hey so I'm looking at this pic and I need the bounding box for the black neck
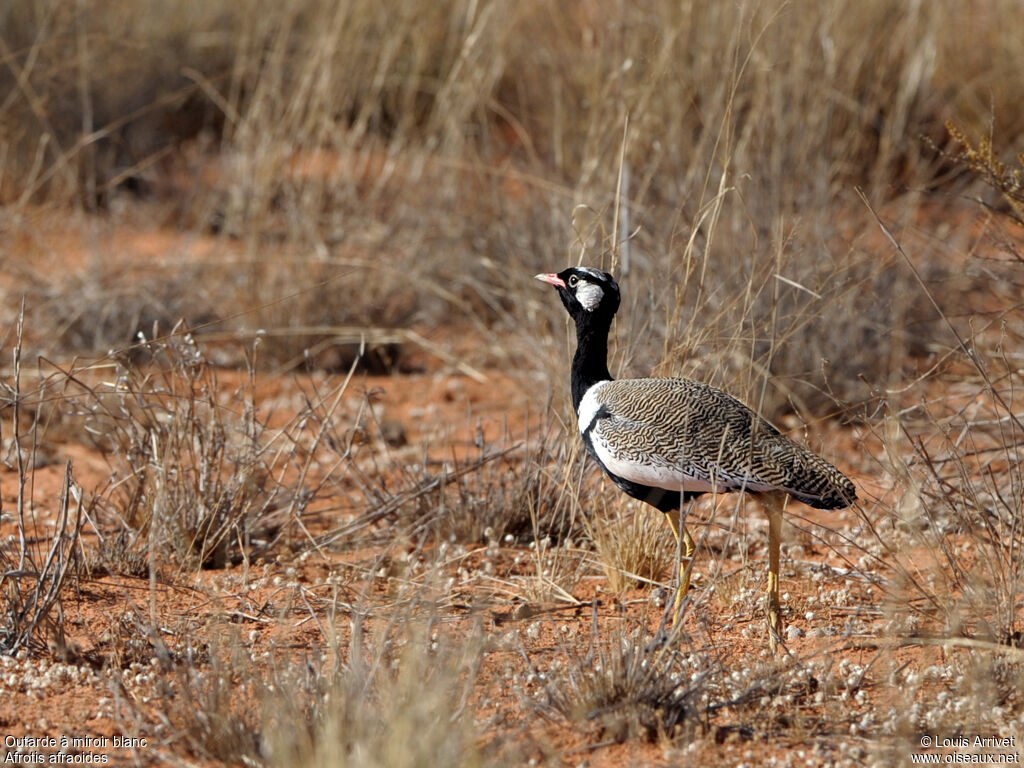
[570,314,613,411]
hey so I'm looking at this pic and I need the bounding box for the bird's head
[534,266,620,324]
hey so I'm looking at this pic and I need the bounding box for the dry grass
[0,314,84,657]
[585,502,674,595]
[35,331,301,574]
[540,617,701,744]
[947,122,1024,227]
[112,612,491,767]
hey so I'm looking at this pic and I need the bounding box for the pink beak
[534,272,566,288]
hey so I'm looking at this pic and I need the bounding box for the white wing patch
[575,281,604,311]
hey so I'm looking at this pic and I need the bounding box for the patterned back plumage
[594,377,856,509]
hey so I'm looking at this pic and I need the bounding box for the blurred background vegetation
[1,0,1022,420]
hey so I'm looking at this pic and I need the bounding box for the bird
[535,265,857,650]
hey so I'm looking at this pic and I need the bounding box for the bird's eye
[568,275,579,287]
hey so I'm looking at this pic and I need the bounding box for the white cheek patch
[575,282,604,311]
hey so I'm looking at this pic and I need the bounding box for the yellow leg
[764,492,786,653]
[665,510,697,626]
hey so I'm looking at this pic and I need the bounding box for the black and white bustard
[536,266,857,650]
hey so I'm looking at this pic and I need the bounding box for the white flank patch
[588,420,778,495]
[590,434,719,493]
[575,281,604,311]
[577,382,611,435]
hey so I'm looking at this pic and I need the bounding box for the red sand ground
[1,203,1021,767]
